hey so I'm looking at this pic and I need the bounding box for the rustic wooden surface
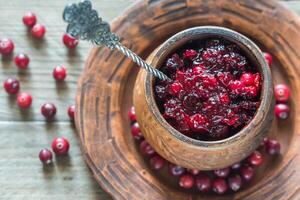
[0,0,298,200]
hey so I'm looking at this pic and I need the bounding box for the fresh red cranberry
[63,33,79,49]
[196,174,212,192]
[17,92,32,108]
[247,151,263,166]
[264,52,273,66]
[128,106,136,122]
[51,137,70,155]
[168,164,186,177]
[214,167,230,178]
[3,77,20,94]
[183,49,197,60]
[240,166,255,182]
[0,38,14,55]
[228,174,242,191]
[167,82,182,96]
[187,168,200,176]
[14,53,30,69]
[39,148,53,164]
[265,139,281,155]
[68,105,75,120]
[131,122,143,140]
[212,178,228,194]
[23,12,37,27]
[240,72,255,86]
[274,84,290,103]
[231,162,241,170]
[53,66,67,81]
[139,140,155,157]
[179,174,195,189]
[31,24,46,38]
[150,155,165,170]
[275,104,290,120]
[41,103,57,119]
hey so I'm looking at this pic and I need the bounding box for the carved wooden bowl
[76,0,300,199]
[133,26,274,170]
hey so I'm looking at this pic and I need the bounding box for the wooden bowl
[76,0,300,199]
[133,26,274,170]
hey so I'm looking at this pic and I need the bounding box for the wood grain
[0,0,298,200]
[77,0,300,199]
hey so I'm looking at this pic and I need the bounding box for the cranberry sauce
[154,38,262,141]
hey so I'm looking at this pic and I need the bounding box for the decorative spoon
[63,0,171,82]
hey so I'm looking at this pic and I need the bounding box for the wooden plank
[0,0,298,199]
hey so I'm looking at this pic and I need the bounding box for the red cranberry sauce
[155,39,262,140]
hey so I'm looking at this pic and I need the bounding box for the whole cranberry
[23,12,37,27]
[39,148,53,164]
[68,105,75,120]
[275,104,290,120]
[3,77,20,94]
[168,164,186,177]
[150,155,165,170]
[53,66,67,81]
[15,53,30,69]
[264,52,273,66]
[41,103,57,119]
[196,174,212,192]
[266,139,281,155]
[214,167,230,178]
[187,168,200,176]
[179,174,195,189]
[247,151,263,166]
[139,140,155,157]
[31,24,46,38]
[128,106,136,122]
[240,166,255,182]
[52,137,70,155]
[240,72,255,86]
[17,92,32,108]
[0,38,14,54]
[63,33,79,49]
[212,178,228,194]
[274,84,290,103]
[231,162,241,170]
[131,122,143,140]
[228,174,242,191]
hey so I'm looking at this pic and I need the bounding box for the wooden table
[0,0,298,199]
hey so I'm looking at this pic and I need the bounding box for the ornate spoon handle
[63,0,171,82]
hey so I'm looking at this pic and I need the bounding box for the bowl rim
[145,26,272,147]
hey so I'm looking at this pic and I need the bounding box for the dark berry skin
[240,166,255,182]
[247,151,263,166]
[39,148,53,164]
[52,137,70,155]
[68,105,75,120]
[196,174,212,192]
[15,53,30,69]
[266,139,281,155]
[63,33,79,49]
[231,162,241,170]
[139,140,155,157]
[228,174,242,191]
[168,164,186,177]
[150,155,165,170]
[128,106,136,122]
[53,66,67,81]
[131,122,143,140]
[0,38,14,55]
[41,103,57,120]
[31,24,46,38]
[179,174,195,189]
[214,167,230,178]
[264,52,273,66]
[274,84,290,103]
[212,178,228,194]
[3,78,20,94]
[275,104,290,120]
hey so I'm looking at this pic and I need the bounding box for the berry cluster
[155,39,262,140]
[128,106,281,194]
[1,11,78,165]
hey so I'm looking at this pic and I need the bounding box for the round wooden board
[75,0,300,199]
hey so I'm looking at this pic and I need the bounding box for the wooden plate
[75,0,300,199]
